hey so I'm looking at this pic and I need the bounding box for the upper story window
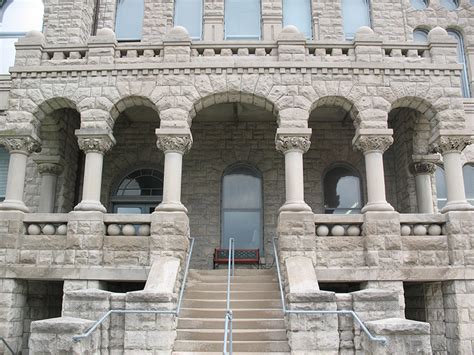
[410,0,429,10]
[413,28,428,42]
[0,0,44,74]
[463,164,474,206]
[115,0,144,41]
[440,0,458,10]
[174,0,202,40]
[341,0,371,40]
[324,166,363,214]
[283,0,312,39]
[435,166,447,210]
[447,29,471,98]
[225,0,261,40]
[0,147,9,201]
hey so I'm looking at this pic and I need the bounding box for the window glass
[324,166,362,214]
[463,164,474,206]
[0,147,9,201]
[174,0,202,40]
[413,29,428,42]
[115,0,144,41]
[447,30,471,98]
[0,0,44,74]
[435,166,447,210]
[439,0,458,10]
[283,0,312,39]
[222,165,262,251]
[410,0,428,9]
[225,0,261,40]
[341,0,371,40]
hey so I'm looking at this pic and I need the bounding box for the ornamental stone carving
[353,135,393,153]
[78,136,115,153]
[37,163,63,175]
[275,136,311,154]
[0,136,41,154]
[156,135,193,154]
[431,136,473,154]
[410,162,436,175]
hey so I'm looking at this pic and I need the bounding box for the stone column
[410,160,437,214]
[353,131,394,213]
[34,157,63,213]
[0,135,41,212]
[74,130,115,213]
[275,128,312,212]
[432,135,474,212]
[155,128,192,213]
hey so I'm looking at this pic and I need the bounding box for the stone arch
[309,96,361,129]
[109,95,161,128]
[29,97,79,134]
[390,96,439,124]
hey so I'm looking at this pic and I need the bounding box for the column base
[279,201,312,212]
[0,199,29,212]
[155,202,188,213]
[441,200,474,213]
[74,200,106,213]
[362,201,394,213]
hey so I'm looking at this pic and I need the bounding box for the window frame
[341,0,372,41]
[413,28,429,42]
[114,0,145,42]
[447,29,471,98]
[410,0,429,10]
[282,0,313,39]
[439,0,459,10]
[173,0,203,40]
[0,146,9,202]
[224,0,262,40]
[435,165,447,211]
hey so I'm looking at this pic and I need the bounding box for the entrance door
[221,164,263,252]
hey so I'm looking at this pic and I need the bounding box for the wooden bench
[213,248,260,269]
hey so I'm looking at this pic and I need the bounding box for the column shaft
[39,174,58,213]
[75,151,105,212]
[284,150,305,204]
[3,152,29,210]
[415,174,434,214]
[443,151,467,206]
[162,151,183,205]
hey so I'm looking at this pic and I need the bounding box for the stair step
[188,275,277,283]
[176,329,287,341]
[186,282,279,292]
[173,340,290,352]
[190,269,276,276]
[179,308,284,319]
[173,352,290,355]
[184,290,281,300]
[182,299,282,309]
[177,318,286,330]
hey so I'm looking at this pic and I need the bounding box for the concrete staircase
[173,268,290,355]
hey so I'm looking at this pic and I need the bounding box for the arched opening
[413,28,429,42]
[447,29,471,98]
[323,165,363,214]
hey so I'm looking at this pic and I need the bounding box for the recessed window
[115,0,144,41]
[0,0,44,74]
[225,0,261,40]
[435,166,447,210]
[324,166,362,214]
[174,0,202,40]
[447,29,471,98]
[342,0,371,40]
[463,164,474,206]
[413,28,429,42]
[283,0,312,39]
[439,0,458,10]
[0,147,9,201]
[410,0,429,9]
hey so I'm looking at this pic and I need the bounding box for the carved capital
[0,136,41,154]
[156,135,193,154]
[37,162,63,175]
[431,136,473,154]
[77,135,115,153]
[275,136,311,154]
[353,135,393,153]
[410,162,436,175]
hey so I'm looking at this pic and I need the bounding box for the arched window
[283,0,312,39]
[0,147,9,201]
[115,0,144,41]
[111,168,163,214]
[174,0,202,40]
[0,0,44,74]
[440,0,458,10]
[463,164,474,206]
[447,29,471,98]
[410,0,429,10]
[435,166,447,210]
[341,0,371,40]
[324,166,362,214]
[413,28,428,42]
[221,164,263,251]
[225,0,261,40]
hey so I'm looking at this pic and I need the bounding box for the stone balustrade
[24,213,69,235]
[400,213,446,237]
[104,214,151,237]
[315,214,364,237]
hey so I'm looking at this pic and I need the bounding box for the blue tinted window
[463,164,474,206]
[283,0,312,39]
[440,0,458,10]
[342,0,371,40]
[174,0,202,40]
[435,167,447,210]
[115,0,144,41]
[413,29,428,42]
[225,0,261,40]
[324,166,362,214]
[447,30,471,98]
[0,147,9,200]
[410,0,428,9]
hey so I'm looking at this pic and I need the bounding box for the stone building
[0,0,473,353]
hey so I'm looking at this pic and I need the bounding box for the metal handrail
[0,337,16,355]
[72,237,195,342]
[272,237,388,345]
[223,238,235,355]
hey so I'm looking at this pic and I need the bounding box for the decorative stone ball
[138,224,150,236]
[122,224,136,236]
[331,225,345,236]
[428,224,442,236]
[347,225,361,236]
[42,224,56,235]
[27,224,41,235]
[316,225,329,236]
[107,224,121,236]
[400,225,412,236]
[56,224,67,235]
[413,224,427,236]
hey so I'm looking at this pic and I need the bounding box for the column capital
[33,156,63,175]
[431,135,473,154]
[155,128,193,154]
[410,161,437,175]
[76,129,116,154]
[275,128,312,154]
[0,134,41,154]
[353,130,393,153]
